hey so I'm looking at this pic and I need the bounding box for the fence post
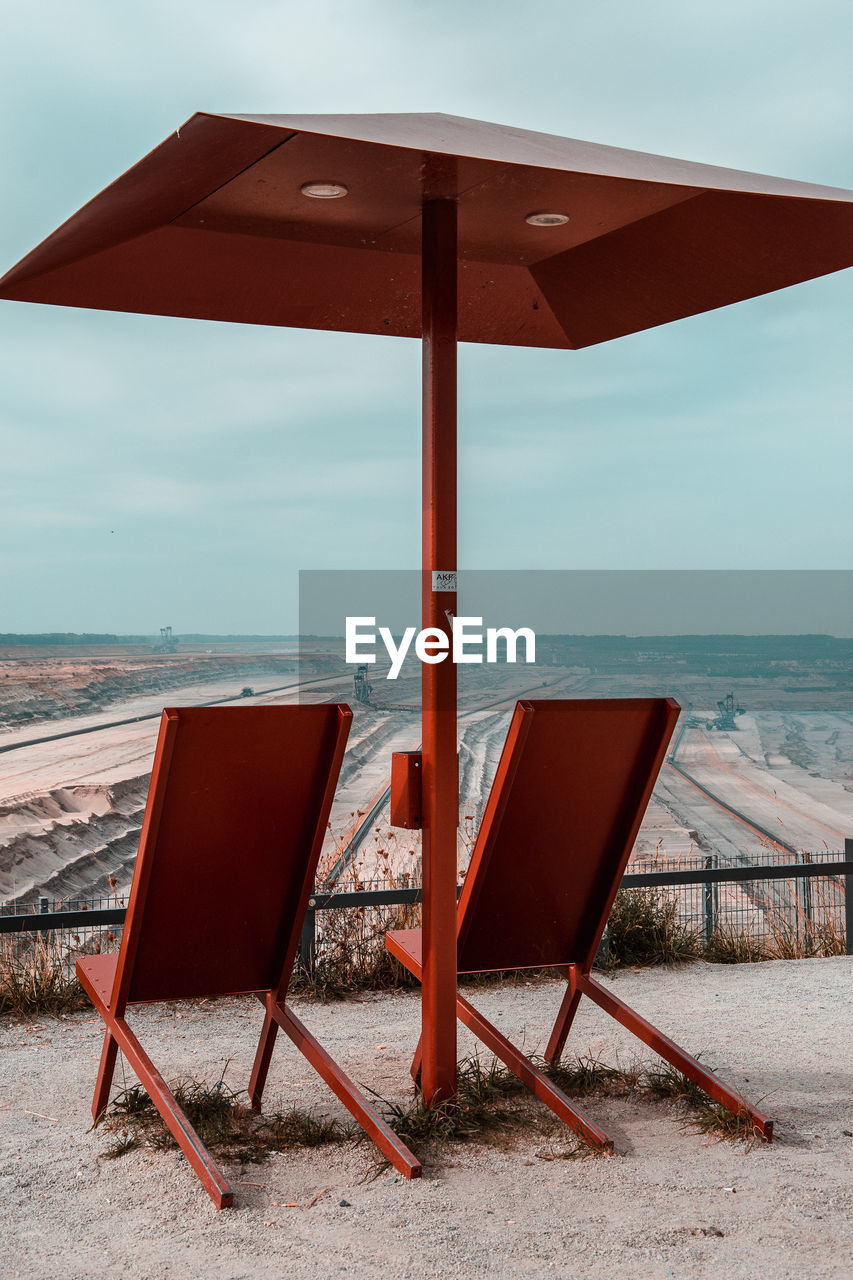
[800,850,812,941]
[38,896,49,938]
[840,834,845,957]
[703,856,716,945]
[299,897,317,974]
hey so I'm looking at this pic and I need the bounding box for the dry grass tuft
[765,910,846,960]
[371,1046,761,1169]
[542,1052,763,1145]
[601,888,701,969]
[98,1066,350,1164]
[288,899,422,1000]
[371,1054,530,1152]
[704,926,771,964]
[365,1054,608,1170]
[0,933,88,1016]
[542,1051,642,1096]
[705,900,846,964]
[289,845,423,998]
[641,1061,762,1142]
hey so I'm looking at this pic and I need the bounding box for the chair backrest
[456,698,679,974]
[110,704,351,1006]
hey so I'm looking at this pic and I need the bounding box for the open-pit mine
[1,636,850,911]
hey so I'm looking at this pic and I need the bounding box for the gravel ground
[2,957,852,1280]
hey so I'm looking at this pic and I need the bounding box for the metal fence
[2,846,851,975]
[625,847,850,951]
[0,895,124,978]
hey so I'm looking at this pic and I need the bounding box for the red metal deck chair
[77,705,421,1209]
[387,698,773,1148]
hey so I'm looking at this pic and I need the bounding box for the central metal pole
[420,198,458,1102]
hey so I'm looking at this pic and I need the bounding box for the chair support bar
[454,991,613,1151]
[78,964,234,1209]
[265,997,423,1179]
[575,971,774,1141]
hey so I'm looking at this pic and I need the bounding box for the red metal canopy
[2,111,852,345]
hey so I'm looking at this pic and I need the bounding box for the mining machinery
[712,691,745,731]
[354,664,373,705]
[156,625,177,653]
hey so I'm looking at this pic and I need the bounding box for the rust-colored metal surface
[2,112,852,348]
[420,197,460,1102]
[390,750,423,829]
[77,705,422,1209]
[386,698,775,1143]
[120,705,347,1003]
[456,698,680,972]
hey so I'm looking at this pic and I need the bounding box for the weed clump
[704,926,770,965]
[765,911,845,960]
[98,1068,349,1163]
[542,1052,641,1097]
[369,1054,600,1165]
[601,888,701,969]
[542,1053,764,1144]
[288,906,422,999]
[641,1061,761,1142]
[374,1054,529,1149]
[370,1048,761,1168]
[0,934,87,1015]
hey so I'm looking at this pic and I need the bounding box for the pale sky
[1,1,851,634]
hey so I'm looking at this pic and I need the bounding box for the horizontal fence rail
[0,903,126,934]
[3,856,852,966]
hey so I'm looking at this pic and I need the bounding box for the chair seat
[386,928,423,979]
[76,952,119,1008]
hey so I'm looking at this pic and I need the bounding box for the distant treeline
[0,633,298,646]
[536,633,852,680]
[1,632,848,657]
[537,634,851,654]
[0,633,151,646]
[179,634,298,641]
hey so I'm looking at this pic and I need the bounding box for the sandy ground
[0,651,302,733]
[2,957,852,1280]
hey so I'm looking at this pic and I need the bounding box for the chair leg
[269,1000,422,1179]
[410,1033,423,1085]
[107,1013,235,1208]
[77,963,234,1208]
[545,964,582,1064]
[248,1001,279,1112]
[576,971,773,1141]
[92,1031,120,1122]
[455,991,612,1151]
